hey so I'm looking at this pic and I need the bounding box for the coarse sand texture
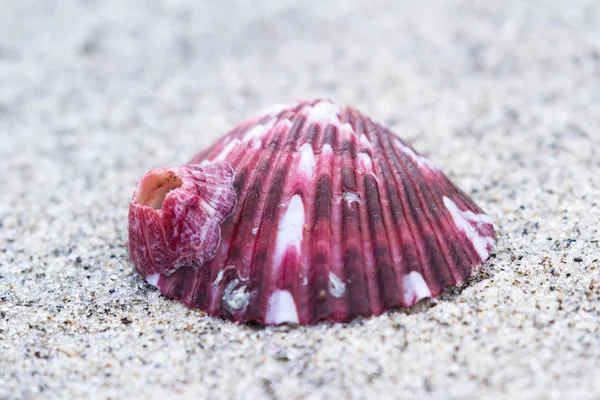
[1,1,599,399]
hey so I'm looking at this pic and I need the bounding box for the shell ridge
[450,184,488,220]
[378,129,452,298]
[429,180,487,268]
[359,117,406,308]
[228,144,292,321]
[365,118,415,282]
[309,121,337,323]
[337,114,371,318]
[363,120,434,304]
[191,126,241,164]
[442,196,494,262]
[267,118,311,309]
[383,131,466,288]
[138,208,164,275]
[240,114,278,146]
[309,127,335,322]
[229,113,300,212]
[327,123,351,321]
[228,153,275,223]
[194,208,245,311]
[426,182,483,278]
[259,170,301,322]
[234,114,276,142]
[353,117,389,308]
[154,207,181,271]
[203,222,240,314]
[211,200,259,316]
[364,173,401,309]
[190,154,261,312]
[349,116,385,315]
[295,194,315,323]
[195,119,290,317]
[342,109,382,316]
[227,119,296,223]
[245,128,303,323]
[354,169,383,316]
[293,120,319,323]
[429,185,476,278]
[236,176,284,320]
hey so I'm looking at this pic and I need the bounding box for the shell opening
[136,171,183,210]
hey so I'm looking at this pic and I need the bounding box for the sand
[1,0,599,399]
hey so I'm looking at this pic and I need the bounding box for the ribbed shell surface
[129,99,495,325]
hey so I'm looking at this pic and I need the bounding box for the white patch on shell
[297,143,316,178]
[340,123,355,139]
[213,265,238,286]
[403,271,432,304]
[145,273,160,288]
[214,139,241,162]
[360,134,372,150]
[223,279,250,310]
[214,269,225,285]
[265,289,299,325]
[358,152,373,171]
[395,138,439,171]
[342,191,362,206]
[304,101,341,125]
[273,195,305,268]
[321,143,334,156]
[328,272,346,298]
[278,119,293,130]
[252,226,259,235]
[199,199,219,218]
[243,118,276,144]
[443,196,494,260]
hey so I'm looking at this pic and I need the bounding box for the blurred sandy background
[1,0,599,398]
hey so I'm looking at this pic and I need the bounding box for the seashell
[128,99,495,325]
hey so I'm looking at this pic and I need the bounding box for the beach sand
[1,0,599,398]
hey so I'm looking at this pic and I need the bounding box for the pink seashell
[128,99,495,325]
